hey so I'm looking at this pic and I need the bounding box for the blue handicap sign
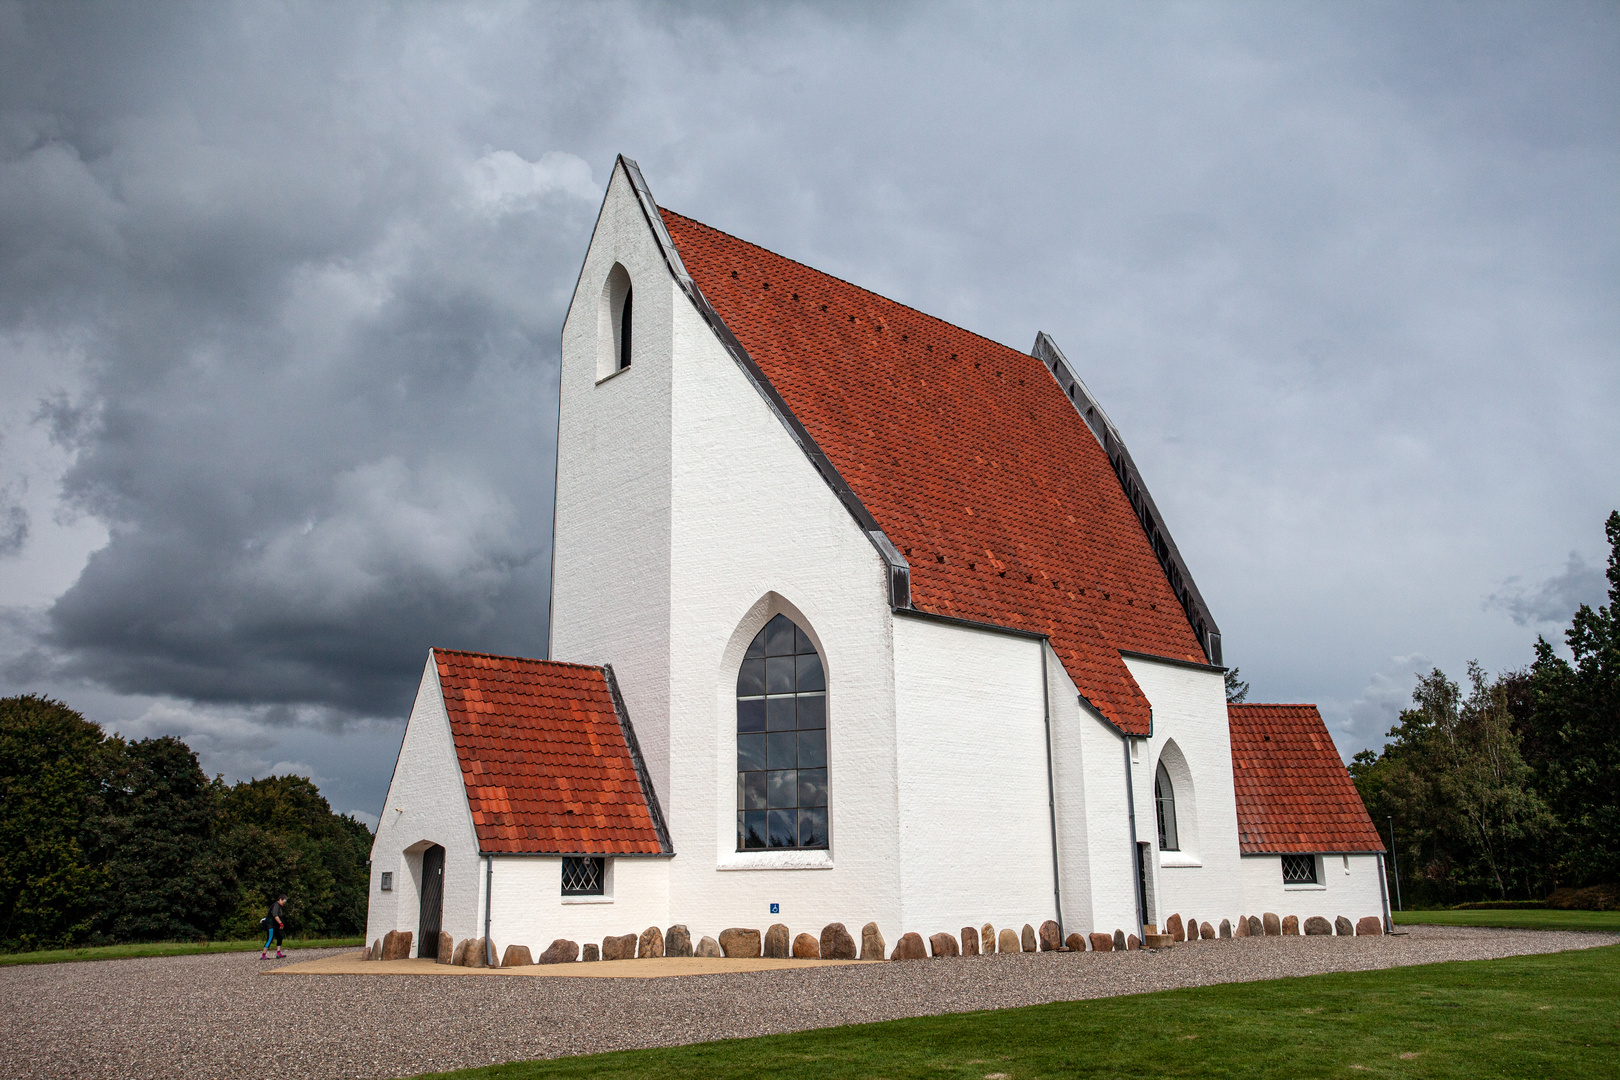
[770,902,780,914]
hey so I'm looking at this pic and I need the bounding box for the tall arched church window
[599,263,633,378]
[618,282,632,370]
[1155,761,1179,851]
[736,613,827,850]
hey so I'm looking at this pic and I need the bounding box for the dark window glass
[766,696,796,731]
[768,809,797,847]
[618,285,632,369]
[735,613,830,850]
[1282,853,1318,885]
[737,698,766,733]
[562,857,605,896]
[737,658,766,697]
[737,733,767,773]
[796,693,825,729]
[1154,762,1179,852]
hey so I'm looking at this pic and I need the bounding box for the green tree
[0,696,107,951]
[1523,510,1620,887]
[216,774,372,938]
[1225,668,1250,704]
[84,736,235,942]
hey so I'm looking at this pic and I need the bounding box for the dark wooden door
[418,844,445,957]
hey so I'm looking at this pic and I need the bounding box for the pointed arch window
[736,613,827,850]
[598,263,633,379]
[1154,761,1179,851]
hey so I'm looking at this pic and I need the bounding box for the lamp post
[1387,816,1402,912]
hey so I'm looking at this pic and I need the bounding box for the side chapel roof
[433,648,669,855]
[1227,703,1385,854]
[659,207,1208,734]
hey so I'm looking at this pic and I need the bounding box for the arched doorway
[418,844,445,958]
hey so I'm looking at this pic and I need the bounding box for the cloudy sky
[1,2,1615,825]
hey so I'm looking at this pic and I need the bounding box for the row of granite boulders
[361,910,1387,965]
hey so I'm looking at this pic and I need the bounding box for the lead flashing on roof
[602,663,673,856]
[893,605,1049,641]
[1118,648,1228,675]
[615,154,912,611]
[1031,332,1223,667]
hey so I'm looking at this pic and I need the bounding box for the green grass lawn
[0,936,362,966]
[411,943,1620,1080]
[1394,908,1620,932]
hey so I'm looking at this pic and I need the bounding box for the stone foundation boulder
[1248,915,1264,937]
[666,924,693,957]
[638,925,665,958]
[890,932,927,960]
[1020,924,1037,952]
[1219,919,1232,939]
[1165,913,1184,942]
[1088,932,1112,952]
[981,924,996,954]
[1200,921,1216,940]
[501,944,533,967]
[960,926,980,956]
[582,943,600,962]
[1234,916,1250,938]
[1356,916,1383,936]
[928,932,959,958]
[450,938,470,965]
[860,922,885,960]
[820,922,857,960]
[1039,920,1061,951]
[601,933,637,961]
[388,930,415,960]
[1262,912,1281,936]
[463,937,493,967]
[998,928,1021,954]
[763,923,791,959]
[1281,915,1300,936]
[436,930,454,963]
[1064,932,1085,951]
[719,927,762,958]
[792,933,820,958]
[1304,916,1333,936]
[1112,929,1127,951]
[371,938,382,960]
[696,936,722,958]
[1335,916,1354,937]
[539,939,579,964]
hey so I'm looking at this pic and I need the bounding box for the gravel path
[2,926,1613,1080]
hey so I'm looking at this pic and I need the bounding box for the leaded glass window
[1281,853,1318,885]
[1154,761,1179,851]
[562,856,605,895]
[737,613,827,850]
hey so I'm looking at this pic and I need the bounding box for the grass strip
[411,943,1620,1080]
[0,937,362,966]
[1393,908,1620,932]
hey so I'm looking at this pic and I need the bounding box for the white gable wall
[366,654,482,954]
[488,854,671,956]
[1242,852,1386,930]
[551,161,676,804]
[665,276,904,944]
[1122,655,1245,932]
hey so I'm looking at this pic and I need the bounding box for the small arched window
[599,263,633,378]
[1155,761,1179,851]
[736,613,827,850]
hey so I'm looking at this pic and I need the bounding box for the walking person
[260,893,288,959]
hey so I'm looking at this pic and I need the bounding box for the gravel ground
[1,925,1613,1080]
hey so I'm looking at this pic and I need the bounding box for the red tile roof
[1228,704,1384,854]
[661,210,1208,734]
[434,649,668,855]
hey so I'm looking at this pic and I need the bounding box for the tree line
[1349,511,1620,906]
[0,697,373,952]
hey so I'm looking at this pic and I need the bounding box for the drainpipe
[1376,853,1393,934]
[483,854,494,967]
[1039,645,1064,942]
[1123,738,1146,937]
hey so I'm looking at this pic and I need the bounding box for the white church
[365,157,1390,960]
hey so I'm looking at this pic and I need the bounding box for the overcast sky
[2,2,1615,826]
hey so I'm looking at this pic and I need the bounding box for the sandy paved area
[1,925,1613,1080]
[277,953,873,978]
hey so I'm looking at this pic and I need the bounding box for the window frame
[562,856,607,896]
[1281,853,1319,886]
[1154,761,1179,852]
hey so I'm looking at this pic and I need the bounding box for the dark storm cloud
[0,1,1615,808]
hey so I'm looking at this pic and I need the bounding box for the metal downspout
[1040,645,1063,942]
[1377,853,1393,934]
[1123,739,1146,936]
[483,854,494,967]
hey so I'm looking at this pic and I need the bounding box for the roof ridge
[1229,702,1322,710]
[431,647,601,671]
[660,208,1035,368]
